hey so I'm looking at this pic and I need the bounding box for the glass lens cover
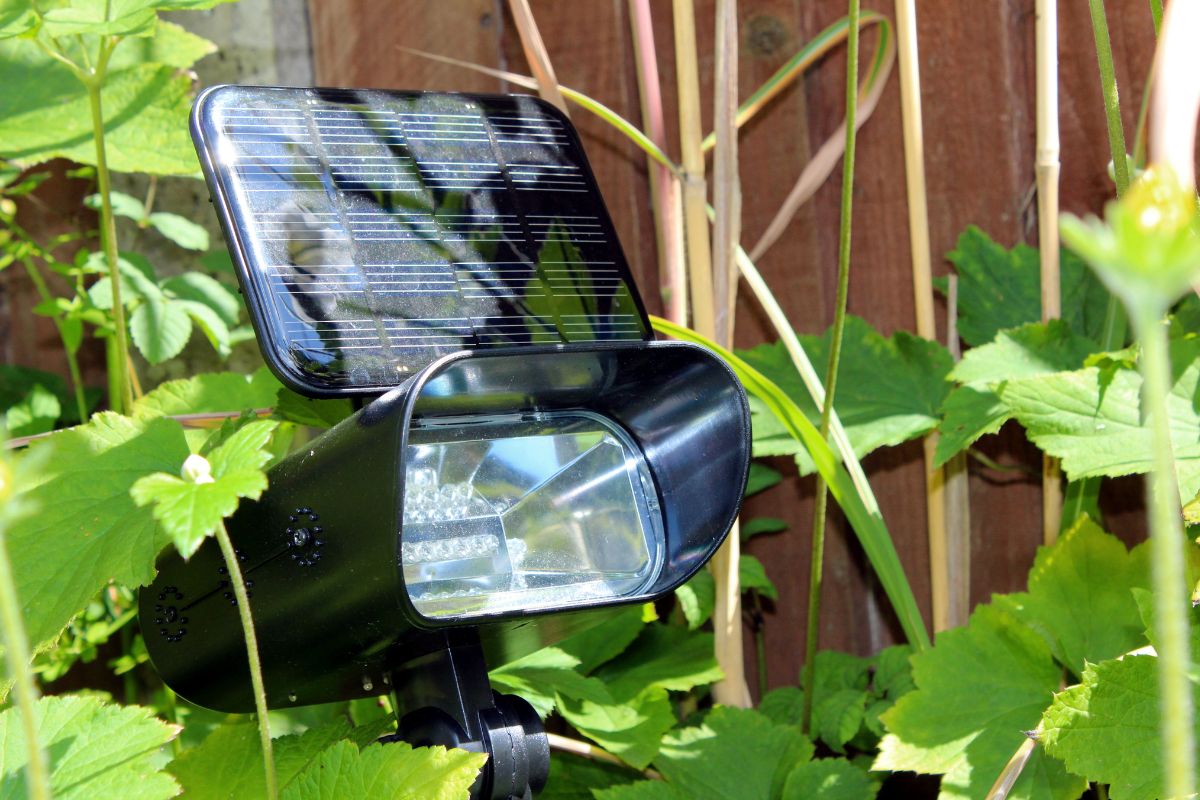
[401,411,662,619]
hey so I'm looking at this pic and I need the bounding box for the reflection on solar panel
[191,86,651,396]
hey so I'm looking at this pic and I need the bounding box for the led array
[402,534,500,564]
[404,468,475,523]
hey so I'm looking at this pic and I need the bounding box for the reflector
[401,412,663,619]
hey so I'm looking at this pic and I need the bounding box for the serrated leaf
[488,647,610,718]
[652,707,814,800]
[815,690,869,752]
[740,554,777,600]
[676,569,715,630]
[130,295,192,363]
[162,273,240,326]
[592,624,722,701]
[167,718,396,799]
[782,757,879,800]
[148,211,209,250]
[936,322,1099,466]
[10,416,189,648]
[1001,335,1200,499]
[558,686,676,770]
[875,604,1087,800]
[1041,655,1195,800]
[87,252,162,308]
[945,226,1110,346]
[42,0,158,37]
[0,696,179,799]
[0,1,37,39]
[759,686,805,727]
[133,367,281,418]
[739,317,953,474]
[1008,516,1149,677]
[131,419,278,557]
[0,43,198,175]
[281,739,485,800]
[872,645,915,699]
[112,19,217,69]
[177,299,231,356]
[594,781,690,800]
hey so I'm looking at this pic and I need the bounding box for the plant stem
[802,0,861,737]
[1087,0,1130,197]
[213,521,277,800]
[0,484,52,800]
[83,40,132,416]
[1096,783,1110,800]
[1133,304,1195,800]
[20,257,87,422]
[1150,0,1163,36]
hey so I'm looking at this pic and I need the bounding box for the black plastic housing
[141,340,749,712]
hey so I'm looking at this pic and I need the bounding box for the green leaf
[594,782,690,800]
[0,695,179,799]
[676,569,715,630]
[168,718,397,799]
[10,415,189,648]
[86,252,162,308]
[274,388,355,429]
[592,624,722,701]
[133,367,281,418]
[872,645,915,699]
[782,758,879,800]
[759,686,806,727]
[652,707,814,800]
[815,689,869,752]
[935,321,1100,466]
[739,554,777,601]
[1009,516,1149,677]
[542,752,640,800]
[162,273,240,326]
[945,226,1110,346]
[0,43,199,175]
[875,604,1087,800]
[130,294,192,363]
[1041,655,1195,800]
[558,687,676,770]
[5,383,61,437]
[488,647,610,719]
[1001,335,1200,499]
[177,299,231,356]
[0,1,37,39]
[131,419,278,557]
[86,190,146,220]
[42,0,158,37]
[282,739,486,800]
[0,363,96,424]
[148,211,209,250]
[111,19,217,70]
[745,461,782,496]
[741,516,787,540]
[739,317,953,473]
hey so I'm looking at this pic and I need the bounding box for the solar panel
[191,85,652,396]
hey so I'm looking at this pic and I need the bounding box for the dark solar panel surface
[192,86,651,395]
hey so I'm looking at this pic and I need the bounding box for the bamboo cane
[893,0,961,630]
[628,0,687,325]
[945,276,972,627]
[1036,0,1064,545]
[507,0,569,116]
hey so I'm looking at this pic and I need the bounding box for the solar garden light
[141,86,750,800]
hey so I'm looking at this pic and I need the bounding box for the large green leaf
[557,687,675,771]
[943,226,1110,347]
[651,708,813,800]
[1041,655,1196,800]
[935,321,1100,466]
[0,696,179,799]
[10,415,189,648]
[1004,516,1149,678]
[738,316,952,474]
[162,273,241,327]
[875,604,1086,800]
[132,368,282,418]
[167,718,395,799]
[591,624,722,701]
[0,42,198,174]
[1000,335,1200,499]
[781,758,879,800]
[281,740,485,800]
[131,419,278,557]
[111,19,217,70]
[541,752,640,800]
[5,383,60,437]
[42,0,158,38]
[130,294,193,364]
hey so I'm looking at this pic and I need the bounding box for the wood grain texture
[305,0,1160,696]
